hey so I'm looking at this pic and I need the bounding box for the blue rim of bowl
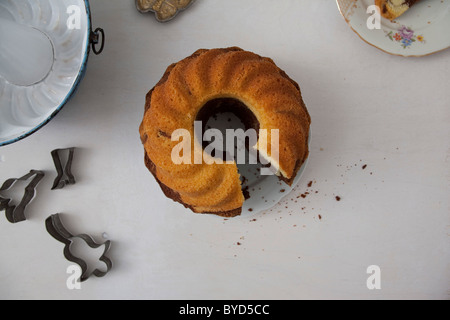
[0,0,93,147]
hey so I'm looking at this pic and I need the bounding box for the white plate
[337,0,450,57]
[0,0,93,146]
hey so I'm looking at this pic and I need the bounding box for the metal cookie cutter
[0,170,45,223]
[51,148,76,190]
[45,213,113,282]
[136,0,196,22]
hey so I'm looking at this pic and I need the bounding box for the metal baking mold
[0,170,45,223]
[45,213,113,282]
[136,0,196,22]
[51,148,76,190]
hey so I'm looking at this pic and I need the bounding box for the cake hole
[195,98,260,162]
[195,98,264,195]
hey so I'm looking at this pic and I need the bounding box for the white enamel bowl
[0,0,103,146]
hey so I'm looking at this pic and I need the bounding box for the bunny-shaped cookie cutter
[45,213,113,282]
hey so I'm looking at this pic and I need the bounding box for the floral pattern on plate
[385,26,425,49]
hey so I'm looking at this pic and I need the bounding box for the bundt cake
[375,0,422,20]
[139,47,311,217]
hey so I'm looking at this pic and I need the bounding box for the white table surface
[0,0,449,300]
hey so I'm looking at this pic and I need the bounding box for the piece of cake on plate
[375,0,423,20]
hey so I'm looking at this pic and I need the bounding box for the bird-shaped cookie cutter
[0,170,45,223]
[45,213,113,282]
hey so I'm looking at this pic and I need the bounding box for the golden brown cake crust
[144,152,242,218]
[139,47,311,215]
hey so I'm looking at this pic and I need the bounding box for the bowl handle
[90,28,105,55]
